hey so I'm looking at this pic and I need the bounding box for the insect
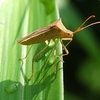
[18,15,100,81]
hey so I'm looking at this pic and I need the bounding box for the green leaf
[0,0,63,100]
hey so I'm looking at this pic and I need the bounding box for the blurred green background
[59,0,100,100]
[0,0,100,99]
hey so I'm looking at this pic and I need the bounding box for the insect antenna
[73,15,100,34]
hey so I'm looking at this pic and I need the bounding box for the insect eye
[67,33,70,35]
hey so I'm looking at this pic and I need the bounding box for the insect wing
[18,19,61,45]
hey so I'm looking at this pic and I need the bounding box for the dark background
[60,0,100,100]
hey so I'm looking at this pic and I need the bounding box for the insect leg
[19,45,33,60]
[60,38,72,56]
[62,38,72,48]
[28,41,50,81]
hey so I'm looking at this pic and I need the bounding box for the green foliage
[60,1,100,100]
[0,0,63,100]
